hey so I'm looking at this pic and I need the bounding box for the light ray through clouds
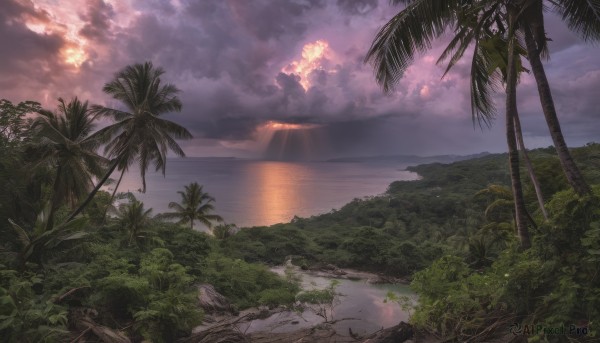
[2,0,600,159]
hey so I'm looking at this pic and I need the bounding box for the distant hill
[325,152,491,165]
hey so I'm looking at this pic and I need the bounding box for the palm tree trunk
[46,165,63,231]
[506,16,531,249]
[513,112,548,220]
[66,159,120,222]
[523,25,591,196]
[101,168,126,223]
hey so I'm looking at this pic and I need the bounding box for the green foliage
[3,98,600,343]
[3,206,88,270]
[89,247,202,342]
[213,223,238,240]
[384,291,416,319]
[295,280,341,322]
[202,254,298,309]
[155,223,211,278]
[410,185,600,341]
[161,182,224,230]
[0,269,69,343]
[115,194,159,247]
[83,190,114,225]
[257,288,296,308]
[0,100,44,231]
[133,249,202,342]
[0,99,40,145]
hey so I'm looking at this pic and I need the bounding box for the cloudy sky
[1,0,599,160]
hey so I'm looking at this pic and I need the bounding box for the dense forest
[2,85,599,341]
[225,144,600,341]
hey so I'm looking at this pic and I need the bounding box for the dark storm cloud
[222,0,325,41]
[78,0,114,43]
[336,0,378,15]
[0,0,70,100]
[1,0,600,158]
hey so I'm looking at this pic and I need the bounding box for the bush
[201,254,298,309]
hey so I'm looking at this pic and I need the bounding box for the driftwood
[183,316,420,343]
[69,308,131,343]
[362,321,414,343]
[180,314,253,343]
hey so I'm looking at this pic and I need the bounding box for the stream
[237,266,416,337]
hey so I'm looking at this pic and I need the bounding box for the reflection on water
[243,162,314,227]
[118,158,418,228]
[239,266,415,335]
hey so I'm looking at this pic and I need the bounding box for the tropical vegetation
[161,182,224,231]
[1,3,599,338]
[364,0,600,250]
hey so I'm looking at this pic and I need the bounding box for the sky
[1,0,599,160]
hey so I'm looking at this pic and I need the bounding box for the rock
[197,284,235,315]
[331,268,347,276]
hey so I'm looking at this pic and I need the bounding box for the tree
[504,8,530,247]
[212,223,238,239]
[67,62,192,221]
[161,182,223,231]
[3,204,88,271]
[517,0,599,196]
[31,98,107,229]
[115,195,154,246]
[0,100,42,227]
[364,0,533,247]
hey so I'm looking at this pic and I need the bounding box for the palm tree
[505,9,531,247]
[115,195,153,246]
[365,0,534,247]
[67,62,192,221]
[30,97,107,229]
[517,0,599,196]
[513,104,548,220]
[162,182,223,230]
[2,203,88,271]
[213,223,238,239]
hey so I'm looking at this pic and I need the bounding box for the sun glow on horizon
[254,121,328,160]
[263,120,321,131]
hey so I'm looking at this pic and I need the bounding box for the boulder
[197,284,235,315]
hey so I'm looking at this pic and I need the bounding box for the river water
[238,266,415,336]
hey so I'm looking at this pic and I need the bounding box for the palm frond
[552,0,600,41]
[365,0,465,92]
[8,219,31,247]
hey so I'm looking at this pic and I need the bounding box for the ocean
[118,158,418,229]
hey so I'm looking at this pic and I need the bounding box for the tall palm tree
[517,0,599,196]
[162,182,223,230]
[505,6,531,247]
[67,62,193,221]
[513,104,548,220]
[31,97,107,229]
[365,0,534,247]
